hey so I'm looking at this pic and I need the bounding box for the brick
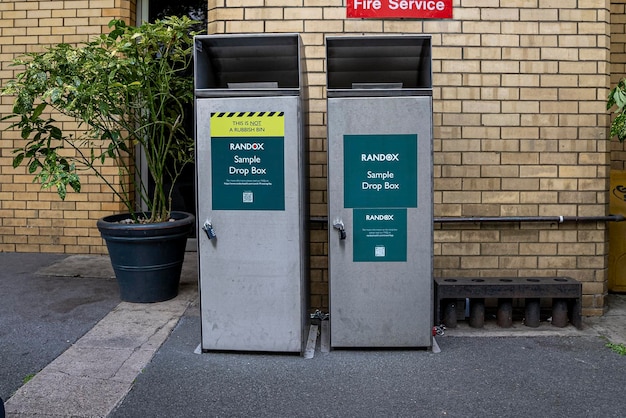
[520,165,558,177]
[435,178,462,190]
[559,165,598,178]
[482,114,520,126]
[305,20,343,32]
[503,127,541,139]
[500,256,537,269]
[501,152,538,166]
[581,178,610,191]
[482,191,520,204]
[500,204,539,217]
[442,191,482,204]
[557,242,597,256]
[520,243,557,255]
[461,256,499,269]
[520,191,558,203]
[462,178,501,190]
[481,60,520,73]
[462,152,501,165]
[560,191,597,204]
[481,165,519,177]
[462,203,500,216]
[245,8,283,19]
[520,9,558,21]
[538,256,578,269]
[539,152,576,164]
[539,178,578,190]
[441,243,481,256]
[481,8,519,21]
[539,204,577,216]
[284,7,323,19]
[482,139,520,152]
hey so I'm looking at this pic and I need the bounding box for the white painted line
[304,325,319,359]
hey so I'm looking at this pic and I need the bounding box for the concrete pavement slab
[6,372,129,418]
[585,294,626,346]
[35,255,116,280]
[35,253,198,282]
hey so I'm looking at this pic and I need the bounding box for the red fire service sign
[347,0,452,19]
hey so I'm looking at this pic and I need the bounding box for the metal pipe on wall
[310,214,625,224]
[434,215,625,223]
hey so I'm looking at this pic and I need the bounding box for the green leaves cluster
[1,16,201,223]
[606,341,626,356]
[608,79,626,142]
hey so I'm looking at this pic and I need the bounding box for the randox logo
[365,214,395,221]
[361,153,400,162]
[229,142,265,151]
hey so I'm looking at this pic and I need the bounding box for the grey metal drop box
[194,34,308,353]
[326,35,433,348]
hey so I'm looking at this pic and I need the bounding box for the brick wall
[0,1,135,254]
[208,1,614,315]
[0,1,619,316]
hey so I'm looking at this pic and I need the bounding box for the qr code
[242,191,253,203]
[375,245,386,257]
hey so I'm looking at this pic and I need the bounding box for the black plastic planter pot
[97,211,195,303]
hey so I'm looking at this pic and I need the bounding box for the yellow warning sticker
[210,112,285,137]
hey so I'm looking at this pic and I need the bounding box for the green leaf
[20,126,33,140]
[615,89,626,109]
[118,141,130,153]
[50,126,63,140]
[606,342,626,355]
[68,173,81,193]
[48,87,63,103]
[32,103,47,119]
[107,142,116,158]
[56,183,67,200]
[12,153,25,168]
[28,159,41,174]
[58,157,70,171]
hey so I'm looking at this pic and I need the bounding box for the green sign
[353,208,407,262]
[211,136,285,210]
[344,134,418,208]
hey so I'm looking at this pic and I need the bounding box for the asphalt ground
[2,252,626,417]
[110,303,626,418]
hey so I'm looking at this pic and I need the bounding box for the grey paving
[112,313,626,418]
[2,251,626,417]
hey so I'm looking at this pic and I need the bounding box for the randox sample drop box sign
[194,34,308,353]
[326,36,434,348]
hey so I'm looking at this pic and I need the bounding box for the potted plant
[1,16,201,303]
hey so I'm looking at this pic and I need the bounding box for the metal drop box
[194,34,308,353]
[326,36,434,348]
